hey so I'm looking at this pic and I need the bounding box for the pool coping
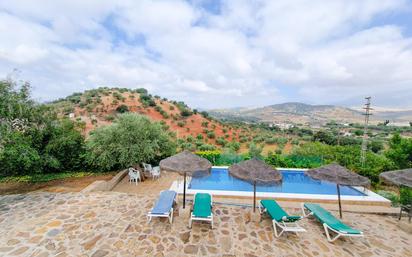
[169,166,391,206]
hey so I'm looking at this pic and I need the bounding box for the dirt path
[0,173,116,195]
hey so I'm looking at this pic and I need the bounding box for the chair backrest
[152,167,160,175]
[128,168,140,179]
[142,163,152,171]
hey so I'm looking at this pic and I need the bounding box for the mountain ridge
[209,102,412,126]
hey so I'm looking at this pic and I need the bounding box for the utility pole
[361,97,372,166]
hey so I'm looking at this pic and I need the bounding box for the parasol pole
[337,184,342,218]
[253,181,256,213]
[183,171,186,209]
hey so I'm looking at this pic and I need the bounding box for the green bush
[400,187,412,205]
[86,113,176,171]
[105,115,116,121]
[227,141,240,152]
[196,150,220,163]
[0,80,86,176]
[265,154,323,168]
[377,190,400,207]
[198,144,217,151]
[265,137,277,144]
[116,104,129,113]
[216,137,227,146]
[207,131,215,139]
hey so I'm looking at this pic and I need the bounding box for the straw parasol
[229,158,282,212]
[159,150,212,208]
[306,163,370,218]
[380,169,412,188]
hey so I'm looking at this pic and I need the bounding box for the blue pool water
[189,168,366,196]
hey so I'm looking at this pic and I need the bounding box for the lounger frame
[259,202,306,237]
[189,193,214,229]
[147,190,177,224]
[301,203,364,242]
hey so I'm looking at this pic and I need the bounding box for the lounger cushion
[304,203,361,234]
[261,200,301,222]
[151,190,176,214]
[193,193,212,218]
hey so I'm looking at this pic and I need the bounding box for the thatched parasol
[380,169,412,188]
[229,158,282,212]
[160,150,212,208]
[306,163,370,218]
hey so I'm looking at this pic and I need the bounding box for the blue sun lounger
[147,190,177,223]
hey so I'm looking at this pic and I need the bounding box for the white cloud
[0,0,412,109]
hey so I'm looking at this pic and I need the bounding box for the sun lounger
[147,190,177,223]
[189,193,213,229]
[259,199,306,237]
[302,203,363,242]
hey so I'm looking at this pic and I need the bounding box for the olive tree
[86,113,176,171]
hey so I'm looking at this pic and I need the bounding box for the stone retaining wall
[81,169,127,193]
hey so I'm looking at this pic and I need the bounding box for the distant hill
[210,102,412,126]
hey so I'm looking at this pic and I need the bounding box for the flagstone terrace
[0,172,411,257]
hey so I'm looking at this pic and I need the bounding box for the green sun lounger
[189,193,213,229]
[259,199,306,237]
[302,203,363,242]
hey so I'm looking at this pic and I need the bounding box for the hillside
[210,102,412,126]
[51,87,241,146]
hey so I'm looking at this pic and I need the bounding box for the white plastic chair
[142,163,153,173]
[128,168,141,185]
[151,167,161,180]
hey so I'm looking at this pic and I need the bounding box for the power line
[361,97,372,166]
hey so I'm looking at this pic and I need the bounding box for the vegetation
[2,78,412,199]
[0,79,86,177]
[86,113,176,171]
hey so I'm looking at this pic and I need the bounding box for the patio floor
[0,173,411,256]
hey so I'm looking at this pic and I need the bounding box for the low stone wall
[81,169,128,193]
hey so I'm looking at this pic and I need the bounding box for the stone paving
[0,191,411,257]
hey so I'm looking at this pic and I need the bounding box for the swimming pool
[189,167,366,196]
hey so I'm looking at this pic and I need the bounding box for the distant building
[69,113,75,118]
[270,123,294,130]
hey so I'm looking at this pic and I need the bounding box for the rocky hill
[51,87,241,145]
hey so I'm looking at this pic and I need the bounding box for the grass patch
[0,171,108,183]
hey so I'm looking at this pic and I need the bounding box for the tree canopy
[86,113,176,171]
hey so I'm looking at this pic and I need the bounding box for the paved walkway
[0,190,411,256]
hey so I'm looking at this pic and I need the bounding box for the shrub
[196,150,220,162]
[377,190,400,207]
[201,121,209,128]
[160,110,169,119]
[198,144,217,151]
[105,115,115,121]
[227,141,240,152]
[116,104,129,113]
[196,134,204,140]
[248,143,263,159]
[177,121,186,127]
[86,113,176,171]
[180,109,193,117]
[265,137,277,144]
[207,131,215,139]
[216,137,227,146]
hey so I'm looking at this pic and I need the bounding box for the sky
[1,0,412,109]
